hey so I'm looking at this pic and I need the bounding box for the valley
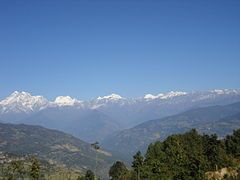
[0,89,240,179]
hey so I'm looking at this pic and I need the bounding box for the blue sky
[0,0,240,100]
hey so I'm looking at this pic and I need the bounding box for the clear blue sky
[0,0,240,100]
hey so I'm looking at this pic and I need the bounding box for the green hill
[0,152,84,180]
[108,129,240,180]
[0,123,114,178]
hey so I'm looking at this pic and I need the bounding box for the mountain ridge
[1,89,240,114]
[1,89,240,143]
[101,101,240,159]
[0,122,114,178]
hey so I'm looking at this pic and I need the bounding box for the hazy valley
[0,89,240,179]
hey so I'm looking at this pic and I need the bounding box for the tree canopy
[110,128,240,180]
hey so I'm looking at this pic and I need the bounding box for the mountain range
[1,89,240,142]
[102,101,240,159]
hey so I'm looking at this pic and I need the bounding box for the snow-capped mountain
[1,89,240,119]
[88,89,240,127]
[97,93,123,101]
[0,89,240,142]
[0,92,84,115]
[0,91,49,114]
[144,91,187,100]
[53,96,84,107]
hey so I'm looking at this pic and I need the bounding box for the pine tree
[85,170,95,180]
[132,151,144,180]
[225,129,240,158]
[109,161,128,180]
[30,156,40,180]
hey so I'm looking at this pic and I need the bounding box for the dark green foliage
[109,161,128,180]
[203,134,232,170]
[142,130,208,179]
[132,151,144,172]
[132,151,144,179]
[30,156,40,180]
[225,129,240,158]
[110,129,240,180]
[143,129,238,179]
[77,176,85,180]
[5,160,25,180]
[85,170,95,180]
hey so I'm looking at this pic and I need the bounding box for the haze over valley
[0,89,240,142]
[1,0,240,179]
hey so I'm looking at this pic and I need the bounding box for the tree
[107,129,240,180]
[203,134,231,171]
[132,151,144,180]
[109,161,128,180]
[30,156,40,180]
[85,170,95,180]
[225,129,240,158]
[6,160,25,180]
[179,129,207,179]
[76,176,85,180]
[13,161,25,180]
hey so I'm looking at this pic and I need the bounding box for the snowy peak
[161,91,187,99]
[144,93,164,100]
[144,91,187,100]
[97,94,123,101]
[90,94,124,109]
[54,96,82,106]
[0,91,49,113]
[210,89,240,95]
[0,89,240,114]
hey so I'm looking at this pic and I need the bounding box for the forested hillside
[0,123,115,179]
[109,129,240,180]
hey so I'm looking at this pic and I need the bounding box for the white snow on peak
[54,96,82,106]
[0,89,239,113]
[161,91,187,99]
[97,94,123,101]
[144,93,164,100]
[210,89,240,95]
[211,89,226,94]
[0,91,49,113]
[144,94,157,99]
[144,91,187,100]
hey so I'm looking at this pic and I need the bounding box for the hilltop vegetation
[109,129,240,180]
[0,153,84,180]
[1,103,240,179]
[1,125,240,179]
[0,123,115,179]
